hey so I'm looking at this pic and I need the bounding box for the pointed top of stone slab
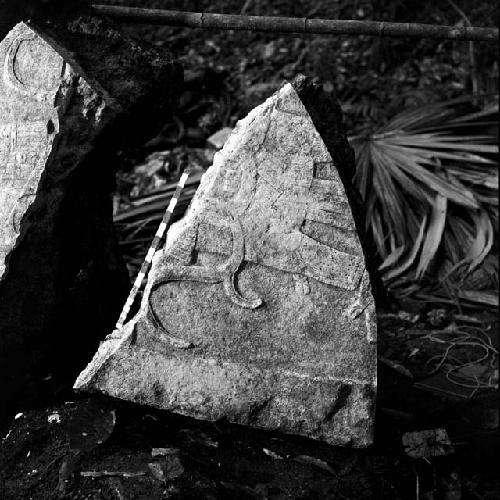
[75,76,378,448]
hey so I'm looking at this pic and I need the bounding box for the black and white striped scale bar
[115,170,191,330]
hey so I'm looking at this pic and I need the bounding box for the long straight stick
[91,5,498,42]
[115,170,190,330]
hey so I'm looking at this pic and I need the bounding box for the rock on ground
[76,75,378,447]
[0,17,182,425]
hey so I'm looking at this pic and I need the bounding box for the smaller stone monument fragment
[75,76,378,447]
[0,18,182,424]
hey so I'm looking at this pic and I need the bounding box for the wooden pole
[91,5,498,42]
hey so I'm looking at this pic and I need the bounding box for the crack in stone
[324,384,352,422]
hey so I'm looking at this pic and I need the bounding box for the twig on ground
[81,471,147,478]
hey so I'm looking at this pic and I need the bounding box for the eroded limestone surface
[75,77,377,447]
[0,24,65,275]
[0,19,181,424]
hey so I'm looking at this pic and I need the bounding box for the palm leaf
[383,216,427,282]
[416,195,447,279]
[378,244,405,271]
[350,95,498,302]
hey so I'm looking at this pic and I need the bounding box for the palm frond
[350,95,498,305]
[416,195,447,279]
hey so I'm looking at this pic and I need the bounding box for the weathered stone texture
[76,77,377,447]
[0,19,182,424]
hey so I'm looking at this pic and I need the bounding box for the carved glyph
[3,28,64,101]
[144,84,366,318]
[0,23,69,276]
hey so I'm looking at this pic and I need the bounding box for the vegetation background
[107,0,499,314]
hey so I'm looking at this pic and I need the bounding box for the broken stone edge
[0,19,183,425]
[75,322,375,447]
[291,75,384,305]
[38,15,184,149]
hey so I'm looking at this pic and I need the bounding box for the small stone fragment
[47,412,61,424]
[206,127,234,150]
[402,428,455,458]
[75,75,377,447]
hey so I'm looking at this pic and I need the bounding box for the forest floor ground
[1,310,498,499]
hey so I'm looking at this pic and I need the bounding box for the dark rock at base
[0,17,182,425]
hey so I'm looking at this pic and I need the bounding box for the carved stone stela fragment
[76,80,377,447]
[0,20,181,425]
[0,24,66,275]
